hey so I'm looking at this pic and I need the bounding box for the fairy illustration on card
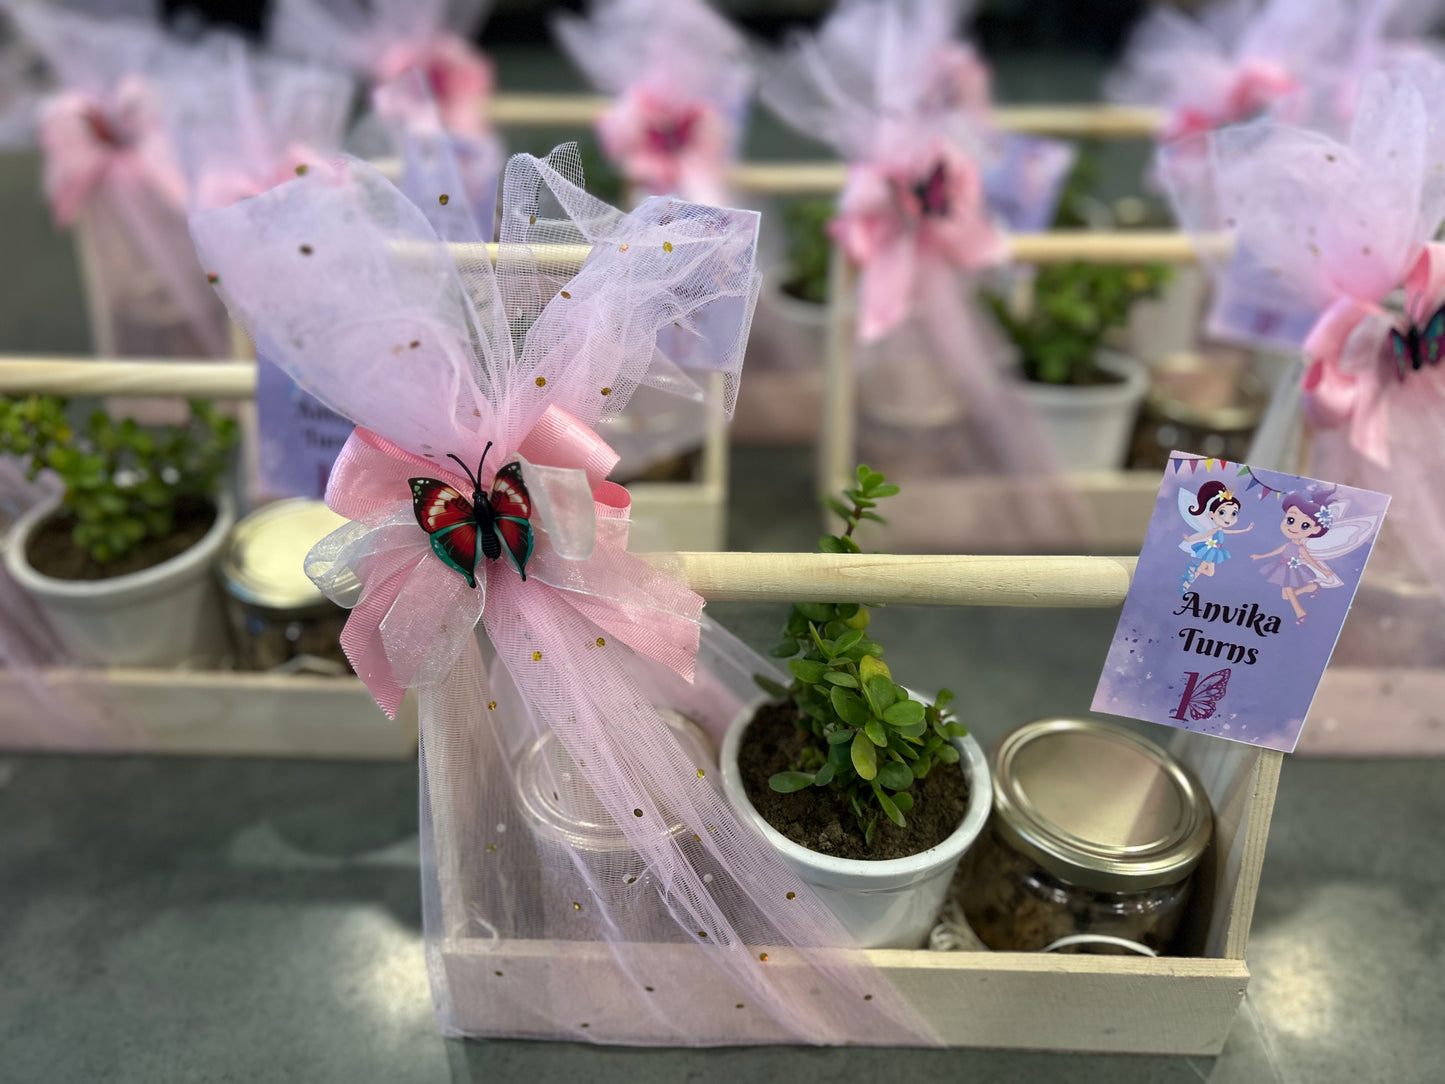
[1178,480,1254,595]
[1250,486,1381,625]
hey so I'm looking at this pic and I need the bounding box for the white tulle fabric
[760,0,1079,530]
[6,2,228,356]
[1168,63,1445,665]
[189,145,933,1044]
[162,35,351,212]
[554,0,753,206]
[1107,0,1382,144]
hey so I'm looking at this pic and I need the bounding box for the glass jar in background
[220,499,352,674]
[959,718,1212,955]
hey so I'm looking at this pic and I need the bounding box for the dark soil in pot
[738,700,971,862]
[1020,363,1126,389]
[26,495,217,581]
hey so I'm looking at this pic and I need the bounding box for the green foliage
[986,145,1171,385]
[779,197,834,305]
[766,466,967,844]
[987,261,1172,385]
[0,396,238,565]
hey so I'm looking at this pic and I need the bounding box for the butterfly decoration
[1170,667,1230,722]
[911,160,950,219]
[410,443,534,588]
[1386,302,1445,382]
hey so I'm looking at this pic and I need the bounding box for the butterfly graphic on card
[1169,667,1231,722]
[1386,302,1445,382]
[409,442,533,588]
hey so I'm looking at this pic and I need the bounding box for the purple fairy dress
[1260,542,1316,588]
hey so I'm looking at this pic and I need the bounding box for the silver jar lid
[516,708,716,853]
[991,718,1212,892]
[221,498,347,615]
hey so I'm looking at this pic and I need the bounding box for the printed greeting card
[1093,452,1390,752]
[256,353,352,499]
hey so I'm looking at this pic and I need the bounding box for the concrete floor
[2,44,1443,1084]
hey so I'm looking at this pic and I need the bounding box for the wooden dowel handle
[643,552,1136,607]
[481,94,1164,139]
[0,359,256,398]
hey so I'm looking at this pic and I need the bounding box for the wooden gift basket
[436,552,1281,1055]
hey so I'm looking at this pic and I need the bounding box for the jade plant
[760,466,967,847]
[0,395,238,565]
[986,144,1171,385]
[778,196,834,305]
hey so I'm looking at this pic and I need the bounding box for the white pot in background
[3,493,235,668]
[1021,350,1148,471]
[720,696,992,949]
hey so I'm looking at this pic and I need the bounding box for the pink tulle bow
[1301,242,1445,468]
[374,33,493,139]
[319,405,703,717]
[597,87,730,202]
[1161,60,1300,142]
[922,42,992,122]
[38,78,186,227]
[830,138,1005,341]
[194,143,318,212]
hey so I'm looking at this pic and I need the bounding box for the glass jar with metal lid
[220,498,351,673]
[958,718,1213,955]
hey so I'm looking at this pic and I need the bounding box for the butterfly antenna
[446,453,480,492]
[476,441,493,485]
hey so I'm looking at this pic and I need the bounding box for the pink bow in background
[831,138,1005,342]
[39,77,186,227]
[375,33,494,139]
[921,42,992,122]
[1302,242,1445,468]
[1161,60,1300,141]
[597,87,730,203]
[311,404,703,718]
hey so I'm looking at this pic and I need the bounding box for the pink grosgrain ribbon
[319,404,703,717]
[38,79,187,227]
[830,138,1006,342]
[1301,242,1445,468]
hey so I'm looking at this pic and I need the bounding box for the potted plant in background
[1,395,239,667]
[735,197,834,444]
[987,259,1169,470]
[721,467,991,948]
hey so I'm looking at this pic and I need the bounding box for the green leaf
[812,762,835,787]
[883,699,925,728]
[818,534,845,554]
[830,686,871,727]
[864,813,878,849]
[876,761,913,791]
[869,484,900,498]
[864,719,887,747]
[935,688,955,709]
[855,463,872,485]
[788,659,828,684]
[768,639,799,658]
[850,731,877,780]
[825,727,854,745]
[911,759,931,780]
[833,628,865,653]
[809,625,836,658]
[936,743,960,765]
[864,675,896,715]
[752,674,788,698]
[769,771,815,793]
[896,718,929,740]
[823,620,849,640]
[824,671,858,688]
[861,470,886,492]
[824,495,853,521]
[858,511,888,524]
[796,602,834,623]
[892,792,914,812]
[874,786,905,828]
[944,722,969,738]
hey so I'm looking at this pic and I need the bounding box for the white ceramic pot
[720,696,993,949]
[3,493,235,668]
[1020,350,1148,471]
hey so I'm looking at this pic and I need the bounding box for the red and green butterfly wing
[489,461,534,581]
[410,478,481,588]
